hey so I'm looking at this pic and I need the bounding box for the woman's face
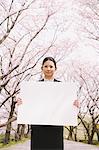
[42,60,56,79]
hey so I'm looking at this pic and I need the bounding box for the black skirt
[31,125,63,150]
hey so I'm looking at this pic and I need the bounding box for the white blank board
[17,81,78,126]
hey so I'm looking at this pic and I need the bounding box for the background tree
[0,0,79,144]
[63,60,99,144]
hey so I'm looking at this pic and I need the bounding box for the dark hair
[42,57,57,69]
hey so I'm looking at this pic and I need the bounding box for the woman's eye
[44,65,53,68]
[50,66,53,68]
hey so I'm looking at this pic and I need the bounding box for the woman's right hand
[16,97,23,105]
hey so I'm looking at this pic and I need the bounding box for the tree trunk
[67,126,73,140]
[87,125,95,144]
[25,125,30,137]
[4,98,16,144]
[97,131,99,142]
[15,124,21,141]
[4,122,11,144]
[15,124,26,141]
[20,124,25,140]
[87,136,93,144]
[74,128,78,141]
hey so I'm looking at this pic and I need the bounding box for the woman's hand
[16,97,22,106]
[73,100,80,108]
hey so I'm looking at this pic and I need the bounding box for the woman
[17,56,79,150]
[31,57,63,150]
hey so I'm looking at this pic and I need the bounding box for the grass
[79,139,99,145]
[92,140,99,146]
[0,134,30,148]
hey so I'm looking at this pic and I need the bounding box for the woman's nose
[47,67,50,70]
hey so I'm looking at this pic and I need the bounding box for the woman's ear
[41,66,43,70]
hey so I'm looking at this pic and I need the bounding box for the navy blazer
[39,78,61,82]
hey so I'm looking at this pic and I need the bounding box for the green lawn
[0,134,30,148]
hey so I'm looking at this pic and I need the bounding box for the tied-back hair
[42,57,57,69]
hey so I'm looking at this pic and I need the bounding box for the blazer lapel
[54,79,60,82]
[39,79,44,81]
[39,79,60,82]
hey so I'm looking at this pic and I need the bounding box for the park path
[0,140,99,150]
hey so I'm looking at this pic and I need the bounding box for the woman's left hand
[73,100,80,108]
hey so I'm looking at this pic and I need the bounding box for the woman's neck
[44,76,54,81]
